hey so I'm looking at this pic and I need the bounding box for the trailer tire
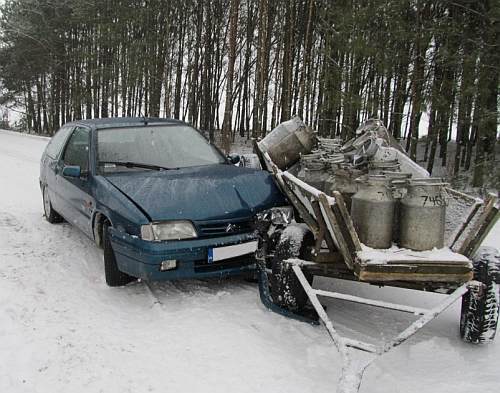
[271,224,314,312]
[103,222,135,287]
[460,247,500,344]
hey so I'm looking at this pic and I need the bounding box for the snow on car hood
[103,164,286,222]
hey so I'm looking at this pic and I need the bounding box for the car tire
[103,221,135,287]
[460,247,499,344]
[42,185,63,223]
[271,224,314,312]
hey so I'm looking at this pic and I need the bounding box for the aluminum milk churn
[325,167,363,211]
[297,156,327,191]
[399,179,447,251]
[350,175,396,249]
[382,171,412,243]
[368,159,401,175]
[257,116,316,170]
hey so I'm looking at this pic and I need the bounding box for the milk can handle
[390,179,408,186]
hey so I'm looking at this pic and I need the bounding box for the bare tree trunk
[221,0,240,153]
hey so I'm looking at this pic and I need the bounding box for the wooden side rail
[281,171,361,270]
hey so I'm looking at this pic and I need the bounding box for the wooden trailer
[256,152,500,356]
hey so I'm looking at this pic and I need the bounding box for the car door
[56,126,94,237]
[41,125,74,211]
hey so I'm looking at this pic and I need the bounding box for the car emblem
[225,223,237,233]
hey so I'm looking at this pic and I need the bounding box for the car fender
[91,175,150,243]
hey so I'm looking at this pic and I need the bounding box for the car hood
[103,164,286,222]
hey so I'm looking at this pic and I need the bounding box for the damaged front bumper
[108,227,258,281]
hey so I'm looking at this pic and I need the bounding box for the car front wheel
[103,221,135,287]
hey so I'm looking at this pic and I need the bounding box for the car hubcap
[43,187,51,217]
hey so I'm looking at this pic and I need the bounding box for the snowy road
[0,129,498,393]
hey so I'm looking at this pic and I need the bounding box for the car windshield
[97,125,226,170]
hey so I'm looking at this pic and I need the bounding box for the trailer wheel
[271,224,314,312]
[460,247,500,344]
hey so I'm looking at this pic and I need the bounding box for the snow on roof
[65,117,185,129]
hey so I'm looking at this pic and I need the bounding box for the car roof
[64,117,186,130]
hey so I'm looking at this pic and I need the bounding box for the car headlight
[256,206,294,226]
[141,220,198,241]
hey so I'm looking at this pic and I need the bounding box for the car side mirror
[228,153,240,165]
[62,165,81,178]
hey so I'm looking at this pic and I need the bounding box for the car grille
[197,218,254,237]
[194,255,255,273]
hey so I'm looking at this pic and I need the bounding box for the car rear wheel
[42,185,63,223]
[103,221,135,287]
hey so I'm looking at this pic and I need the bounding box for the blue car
[39,118,288,286]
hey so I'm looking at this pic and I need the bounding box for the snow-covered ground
[0,129,498,393]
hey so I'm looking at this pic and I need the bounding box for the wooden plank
[282,174,318,218]
[448,201,481,249]
[310,251,344,264]
[281,173,343,251]
[358,262,472,274]
[306,264,358,281]
[446,187,481,203]
[446,187,483,249]
[261,150,278,174]
[458,195,499,257]
[311,200,337,253]
[311,201,327,254]
[355,257,473,283]
[358,271,473,283]
[331,191,362,252]
[260,152,320,236]
[282,171,322,200]
[275,173,320,236]
[331,202,359,256]
[318,193,356,270]
[280,173,347,259]
[383,259,471,266]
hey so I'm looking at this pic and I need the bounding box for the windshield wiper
[99,161,176,171]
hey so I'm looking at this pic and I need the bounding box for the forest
[0,0,498,186]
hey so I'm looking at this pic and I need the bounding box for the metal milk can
[368,159,401,175]
[350,175,396,249]
[382,171,412,243]
[257,116,316,170]
[297,158,328,191]
[325,167,364,211]
[399,179,447,251]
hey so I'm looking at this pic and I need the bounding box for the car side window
[62,127,90,173]
[45,126,73,158]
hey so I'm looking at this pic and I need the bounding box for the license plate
[208,241,258,263]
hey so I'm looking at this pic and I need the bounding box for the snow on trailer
[253,118,500,392]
